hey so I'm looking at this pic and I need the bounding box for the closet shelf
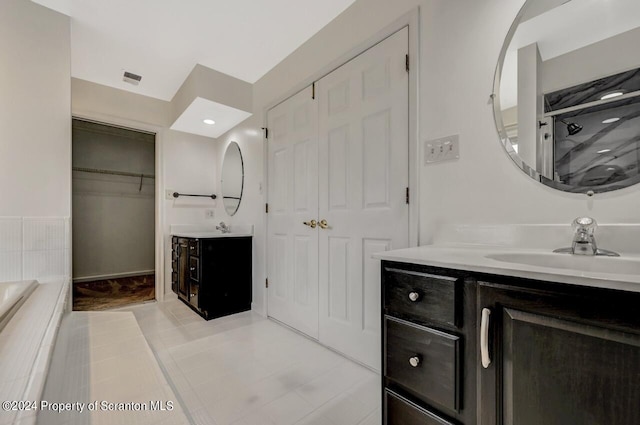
[72,167,155,179]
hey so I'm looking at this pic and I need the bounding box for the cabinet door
[478,282,640,425]
[202,237,252,318]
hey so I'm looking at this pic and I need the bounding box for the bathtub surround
[0,278,69,425]
[0,217,70,282]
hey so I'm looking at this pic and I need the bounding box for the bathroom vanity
[377,245,640,425]
[171,232,252,320]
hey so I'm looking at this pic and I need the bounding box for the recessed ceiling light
[602,118,620,124]
[597,149,611,154]
[203,119,216,125]
[600,91,624,101]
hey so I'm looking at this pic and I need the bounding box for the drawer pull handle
[409,356,421,367]
[190,246,195,250]
[190,267,196,271]
[481,308,492,368]
[408,292,420,302]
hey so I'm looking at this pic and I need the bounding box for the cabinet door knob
[190,267,196,271]
[190,246,195,250]
[303,220,317,229]
[319,219,329,229]
[408,292,420,302]
[409,356,421,367]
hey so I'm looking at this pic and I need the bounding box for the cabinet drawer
[385,391,455,425]
[189,257,199,281]
[385,317,459,412]
[384,268,459,327]
[189,239,199,256]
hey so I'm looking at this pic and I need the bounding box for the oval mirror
[221,142,244,216]
[494,0,640,193]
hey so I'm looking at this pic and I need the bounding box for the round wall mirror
[221,142,244,216]
[493,0,640,193]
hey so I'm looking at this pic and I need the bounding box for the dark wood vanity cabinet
[382,261,477,425]
[478,280,640,425]
[171,236,252,320]
[382,261,640,425]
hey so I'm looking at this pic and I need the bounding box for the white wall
[0,0,71,217]
[212,117,265,313]
[543,26,640,93]
[71,78,219,296]
[0,0,71,282]
[217,0,640,314]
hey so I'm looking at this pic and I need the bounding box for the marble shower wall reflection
[545,68,640,188]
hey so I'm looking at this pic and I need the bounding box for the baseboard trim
[73,270,155,283]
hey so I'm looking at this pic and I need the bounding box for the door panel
[267,86,319,339]
[318,27,410,369]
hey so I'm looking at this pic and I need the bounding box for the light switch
[424,135,460,164]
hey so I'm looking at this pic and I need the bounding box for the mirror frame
[491,0,640,195]
[221,141,244,216]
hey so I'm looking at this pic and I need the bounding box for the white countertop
[373,244,640,293]
[171,231,252,238]
[170,224,253,239]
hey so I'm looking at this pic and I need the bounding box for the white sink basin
[486,252,640,276]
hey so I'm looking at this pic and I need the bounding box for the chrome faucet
[553,217,619,256]
[216,221,230,233]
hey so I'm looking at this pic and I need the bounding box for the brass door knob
[319,219,329,229]
[303,220,317,229]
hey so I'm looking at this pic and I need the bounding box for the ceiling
[32,0,356,101]
[499,0,640,110]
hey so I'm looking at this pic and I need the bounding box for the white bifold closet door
[267,27,409,370]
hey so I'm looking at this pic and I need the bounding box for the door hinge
[265,203,269,213]
[406,187,410,204]
[265,278,269,288]
[262,127,269,139]
[312,82,316,100]
[405,54,410,72]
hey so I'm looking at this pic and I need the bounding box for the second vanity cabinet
[382,260,640,425]
[172,235,252,320]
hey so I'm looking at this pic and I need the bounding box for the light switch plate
[424,135,460,164]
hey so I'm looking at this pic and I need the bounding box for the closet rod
[72,167,155,179]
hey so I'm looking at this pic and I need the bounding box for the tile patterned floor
[122,299,381,425]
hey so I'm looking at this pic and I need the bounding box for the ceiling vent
[123,71,142,86]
